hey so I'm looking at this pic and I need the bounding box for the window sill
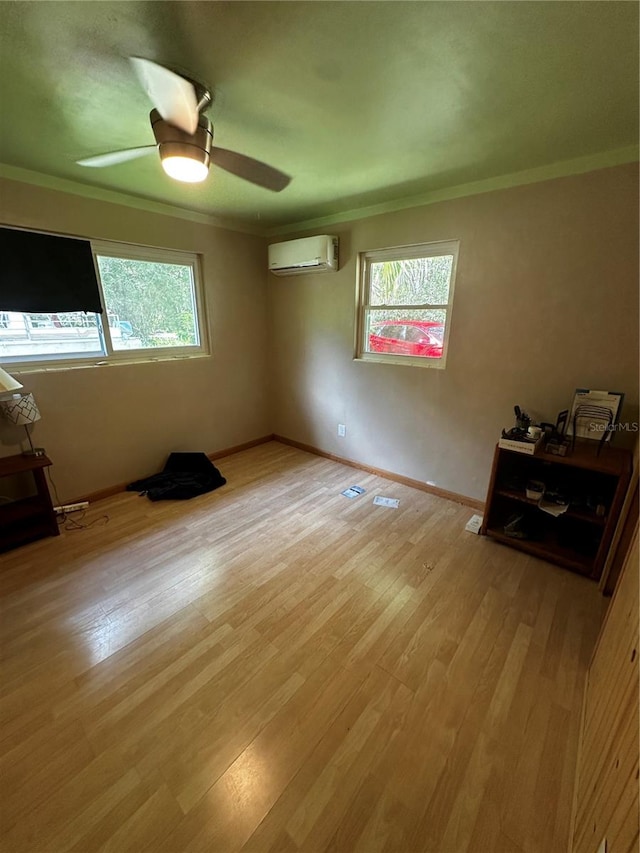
[354,353,447,369]
[2,351,211,375]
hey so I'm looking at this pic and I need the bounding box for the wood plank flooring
[0,442,604,852]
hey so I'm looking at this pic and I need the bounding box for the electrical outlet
[337,423,346,438]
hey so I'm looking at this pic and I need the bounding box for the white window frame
[355,240,459,369]
[0,235,209,372]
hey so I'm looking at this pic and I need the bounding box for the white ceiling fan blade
[77,146,156,168]
[210,148,291,192]
[130,57,199,135]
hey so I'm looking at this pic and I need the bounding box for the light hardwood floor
[0,442,604,852]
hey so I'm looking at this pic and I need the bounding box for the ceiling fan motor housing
[150,109,213,165]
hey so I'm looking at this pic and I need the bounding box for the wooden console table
[0,454,59,552]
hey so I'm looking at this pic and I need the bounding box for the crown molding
[2,145,637,241]
[0,163,264,236]
[265,145,640,237]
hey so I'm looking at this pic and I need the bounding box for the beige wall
[268,164,639,501]
[0,179,270,501]
[2,164,637,506]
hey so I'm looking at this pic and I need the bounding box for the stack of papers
[373,496,400,509]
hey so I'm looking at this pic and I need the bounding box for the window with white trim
[356,240,458,368]
[0,238,208,368]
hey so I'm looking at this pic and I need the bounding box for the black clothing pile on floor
[126,452,226,501]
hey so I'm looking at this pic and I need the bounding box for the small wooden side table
[0,453,60,552]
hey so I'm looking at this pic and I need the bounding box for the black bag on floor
[126,452,226,501]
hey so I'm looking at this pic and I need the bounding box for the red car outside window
[368,320,444,359]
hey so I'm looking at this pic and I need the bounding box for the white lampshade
[0,392,41,425]
[0,366,23,395]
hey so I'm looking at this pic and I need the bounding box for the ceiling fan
[77,57,291,191]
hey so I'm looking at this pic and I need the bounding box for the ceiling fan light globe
[161,154,209,183]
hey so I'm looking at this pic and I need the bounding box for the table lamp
[0,367,45,457]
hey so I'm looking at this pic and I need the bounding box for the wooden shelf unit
[0,453,59,552]
[481,440,632,579]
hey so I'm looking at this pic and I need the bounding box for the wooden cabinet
[481,440,632,579]
[571,528,638,852]
[0,454,59,552]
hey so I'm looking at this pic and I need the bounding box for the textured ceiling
[0,1,638,229]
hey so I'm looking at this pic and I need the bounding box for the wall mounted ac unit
[268,235,338,276]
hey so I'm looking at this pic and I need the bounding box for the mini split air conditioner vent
[268,235,338,276]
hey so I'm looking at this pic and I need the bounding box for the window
[0,238,207,368]
[356,240,458,368]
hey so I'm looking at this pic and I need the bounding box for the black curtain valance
[0,227,103,314]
